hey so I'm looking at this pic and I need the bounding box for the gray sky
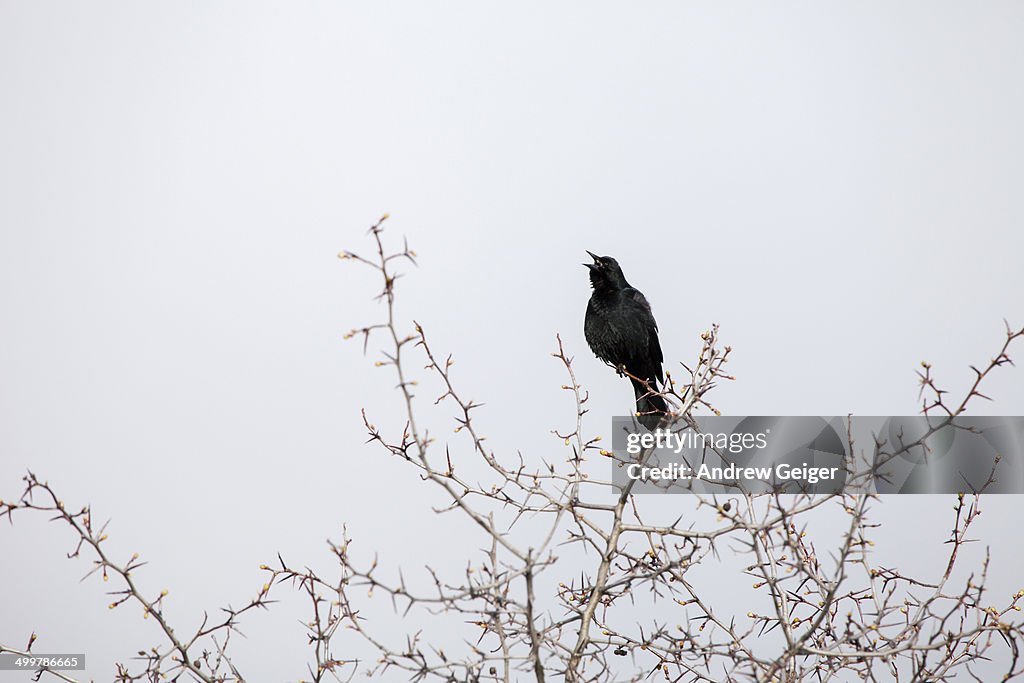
[1,2,1023,680]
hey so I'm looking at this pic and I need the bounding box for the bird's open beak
[584,250,600,270]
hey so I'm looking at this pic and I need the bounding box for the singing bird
[583,251,667,428]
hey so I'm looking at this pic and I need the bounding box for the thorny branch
[2,218,1023,683]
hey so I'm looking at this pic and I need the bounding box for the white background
[2,3,1023,680]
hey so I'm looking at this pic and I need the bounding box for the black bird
[583,251,667,428]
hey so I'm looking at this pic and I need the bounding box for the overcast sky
[1,2,1023,680]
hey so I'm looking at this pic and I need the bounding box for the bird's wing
[627,288,664,383]
[627,288,658,329]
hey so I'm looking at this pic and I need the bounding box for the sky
[1,2,1023,681]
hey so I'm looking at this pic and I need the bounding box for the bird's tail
[631,378,668,431]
